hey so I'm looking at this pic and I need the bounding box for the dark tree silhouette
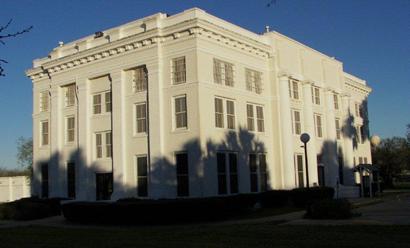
[0,19,33,76]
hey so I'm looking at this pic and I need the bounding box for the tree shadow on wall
[32,127,267,201]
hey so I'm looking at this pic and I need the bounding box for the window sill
[133,133,148,138]
[172,128,189,134]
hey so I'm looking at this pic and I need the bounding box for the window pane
[137,156,148,197]
[249,154,258,192]
[172,57,186,84]
[215,98,224,128]
[105,92,112,112]
[259,154,267,192]
[226,100,235,129]
[247,104,254,131]
[217,153,227,194]
[93,94,101,114]
[175,97,187,128]
[229,153,238,194]
[67,162,75,198]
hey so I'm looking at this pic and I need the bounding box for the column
[302,81,318,186]
[341,94,355,185]
[110,70,127,199]
[278,75,295,189]
[76,78,91,200]
[324,89,338,187]
[50,85,63,197]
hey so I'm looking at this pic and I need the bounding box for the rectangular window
[355,103,360,117]
[229,153,239,194]
[41,121,49,146]
[213,59,234,86]
[93,94,101,114]
[105,132,112,158]
[295,154,304,188]
[215,98,224,128]
[256,106,264,132]
[249,154,258,192]
[66,116,75,143]
[359,157,363,164]
[41,163,49,198]
[226,100,235,129]
[314,114,323,138]
[176,153,189,197]
[312,86,320,105]
[105,92,112,113]
[65,84,76,107]
[96,133,102,158]
[247,104,255,131]
[67,162,75,198]
[96,173,113,200]
[356,125,362,144]
[217,153,227,195]
[133,67,147,92]
[137,156,148,197]
[333,94,339,110]
[40,91,49,112]
[292,110,301,135]
[172,57,186,84]
[217,152,239,195]
[364,157,368,164]
[175,96,187,129]
[360,125,366,143]
[335,118,341,140]
[338,155,344,184]
[245,68,262,94]
[289,81,299,100]
[135,103,147,133]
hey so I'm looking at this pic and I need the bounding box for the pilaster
[324,88,338,186]
[278,74,295,189]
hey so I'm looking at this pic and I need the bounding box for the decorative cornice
[27,21,272,81]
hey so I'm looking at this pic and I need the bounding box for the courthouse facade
[27,8,372,200]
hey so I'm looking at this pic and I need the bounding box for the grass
[229,206,302,220]
[0,225,409,248]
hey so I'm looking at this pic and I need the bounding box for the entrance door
[96,173,113,200]
[317,165,325,186]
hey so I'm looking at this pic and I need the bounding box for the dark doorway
[96,173,113,200]
[41,163,49,198]
[317,165,325,186]
[67,162,76,198]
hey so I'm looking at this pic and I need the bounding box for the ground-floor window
[41,163,49,198]
[217,152,239,195]
[176,153,189,197]
[294,154,304,188]
[249,153,268,192]
[67,162,75,198]
[136,156,148,197]
[338,155,344,185]
[317,154,325,186]
[96,173,113,200]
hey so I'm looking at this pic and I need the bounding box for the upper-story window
[95,131,112,159]
[41,120,49,146]
[133,67,147,92]
[311,86,320,105]
[93,91,111,114]
[64,84,76,107]
[291,109,302,135]
[215,98,235,129]
[39,91,49,112]
[135,102,147,134]
[333,93,339,110]
[247,104,264,132]
[213,59,234,86]
[314,114,323,138]
[355,102,360,117]
[175,95,187,129]
[288,80,299,100]
[172,57,186,85]
[66,116,75,143]
[335,118,341,140]
[245,69,262,94]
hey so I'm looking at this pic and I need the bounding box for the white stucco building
[0,176,31,202]
[26,8,372,201]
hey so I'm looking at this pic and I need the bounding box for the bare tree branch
[0,19,33,76]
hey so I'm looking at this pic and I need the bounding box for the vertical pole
[304,143,310,189]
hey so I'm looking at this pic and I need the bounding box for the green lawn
[1,225,409,248]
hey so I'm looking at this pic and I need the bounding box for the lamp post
[300,133,310,189]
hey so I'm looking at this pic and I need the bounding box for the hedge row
[62,194,258,224]
[62,187,335,224]
[305,198,353,219]
[0,197,65,220]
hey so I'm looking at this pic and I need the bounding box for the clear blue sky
[0,0,409,169]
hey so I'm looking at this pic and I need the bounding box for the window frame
[174,95,188,129]
[66,116,75,143]
[172,56,186,85]
[249,152,268,193]
[175,152,189,197]
[39,90,49,112]
[294,154,305,188]
[132,66,147,93]
[245,68,263,94]
[314,113,323,138]
[136,155,148,197]
[64,84,76,107]
[291,109,302,135]
[213,58,234,87]
[135,102,147,134]
[40,120,49,146]
[216,152,239,195]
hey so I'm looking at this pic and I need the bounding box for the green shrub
[290,187,334,207]
[305,198,353,219]
[0,197,64,221]
[62,194,258,224]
